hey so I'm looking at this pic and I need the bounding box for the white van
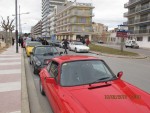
[125,40,139,49]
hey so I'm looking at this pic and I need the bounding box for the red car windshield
[60,60,116,87]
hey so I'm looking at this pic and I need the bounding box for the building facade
[31,21,42,39]
[124,0,150,48]
[55,1,94,41]
[92,22,108,42]
[42,0,66,38]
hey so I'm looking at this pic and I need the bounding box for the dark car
[47,40,61,47]
[30,45,63,74]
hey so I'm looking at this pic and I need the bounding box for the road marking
[0,62,21,66]
[0,58,21,60]
[0,82,21,92]
[0,69,21,74]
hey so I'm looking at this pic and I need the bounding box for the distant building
[55,1,94,41]
[42,0,66,38]
[108,28,122,44]
[92,22,108,42]
[124,0,150,48]
[31,21,42,39]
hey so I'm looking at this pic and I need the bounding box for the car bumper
[78,49,89,52]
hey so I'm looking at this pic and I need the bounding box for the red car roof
[53,55,100,63]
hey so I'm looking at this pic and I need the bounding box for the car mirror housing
[117,71,123,79]
[46,77,57,84]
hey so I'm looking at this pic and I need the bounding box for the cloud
[0,0,128,32]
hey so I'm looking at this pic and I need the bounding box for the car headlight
[36,60,41,66]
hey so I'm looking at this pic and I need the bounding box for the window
[137,37,143,41]
[49,61,58,78]
[148,37,150,42]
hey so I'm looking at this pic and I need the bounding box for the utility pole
[15,0,18,53]
[19,5,22,36]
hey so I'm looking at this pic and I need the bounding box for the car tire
[33,67,38,74]
[40,79,45,95]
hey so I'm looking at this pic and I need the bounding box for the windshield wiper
[43,52,53,56]
[89,77,112,85]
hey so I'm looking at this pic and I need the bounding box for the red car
[39,55,150,113]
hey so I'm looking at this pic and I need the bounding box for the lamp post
[15,0,18,53]
[117,25,128,52]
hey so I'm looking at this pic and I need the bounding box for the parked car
[125,40,139,49]
[68,41,89,53]
[47,40,61,47]
[97,40,104,44]
[30,45,63,74]
[39,55,150,113]
[25,41,42,57]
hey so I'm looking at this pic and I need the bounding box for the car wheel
[33,67,38,74]
[40,79,45,95]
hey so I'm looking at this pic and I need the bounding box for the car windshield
[74,42,83,45]
[60,60,116,86]
[34,46,58,55]
[27,42,42,47]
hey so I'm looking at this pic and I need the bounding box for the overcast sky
[0,0,128,33]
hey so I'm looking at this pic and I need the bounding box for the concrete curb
[89,51,147,59]
[21,49,30,113]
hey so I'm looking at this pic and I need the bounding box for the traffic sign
[116,31,128,38]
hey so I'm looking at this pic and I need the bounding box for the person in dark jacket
[12,37,15,46]
[63,39,69,54]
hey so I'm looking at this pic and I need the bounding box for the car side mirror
[117,71,123,79]
[60,51,63,55]
[45,77,57,84]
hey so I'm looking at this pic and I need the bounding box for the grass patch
[89,44,138,56]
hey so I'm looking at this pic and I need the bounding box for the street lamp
[15,0,18,53]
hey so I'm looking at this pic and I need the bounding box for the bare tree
[1,16,14,46]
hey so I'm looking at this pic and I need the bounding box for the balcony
[124,0,140,8]
[70,11,94,17]
[124,5,150,17]
[128,16,150,25]
[130,29,150,34]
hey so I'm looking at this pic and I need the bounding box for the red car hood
[64,80,150,113]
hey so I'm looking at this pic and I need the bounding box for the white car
[68,41,90,53]
[125,40,139,49]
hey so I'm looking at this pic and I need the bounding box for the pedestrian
[18,37,21,46]
[82,38,85,44]
[2,36,4,42]
[12,37,15,46]
[86,38,90,46]
[63,39,69,54]
[20,37,23,48]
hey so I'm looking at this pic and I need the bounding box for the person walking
[12,37,15,46]
[63,39,69,54]
[86,38,90,46]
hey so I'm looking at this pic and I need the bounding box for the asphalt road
[96,43,150,57]
[24,47,150,113]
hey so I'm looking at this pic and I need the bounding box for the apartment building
[31,21,42,39]
[92,22,108,42]
[55,1,94,41]
[124,0,150,48]
[42,0,66,38]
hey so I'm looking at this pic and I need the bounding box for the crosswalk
[0,46,21,113]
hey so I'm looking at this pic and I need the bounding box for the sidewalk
[0,45,21,113]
